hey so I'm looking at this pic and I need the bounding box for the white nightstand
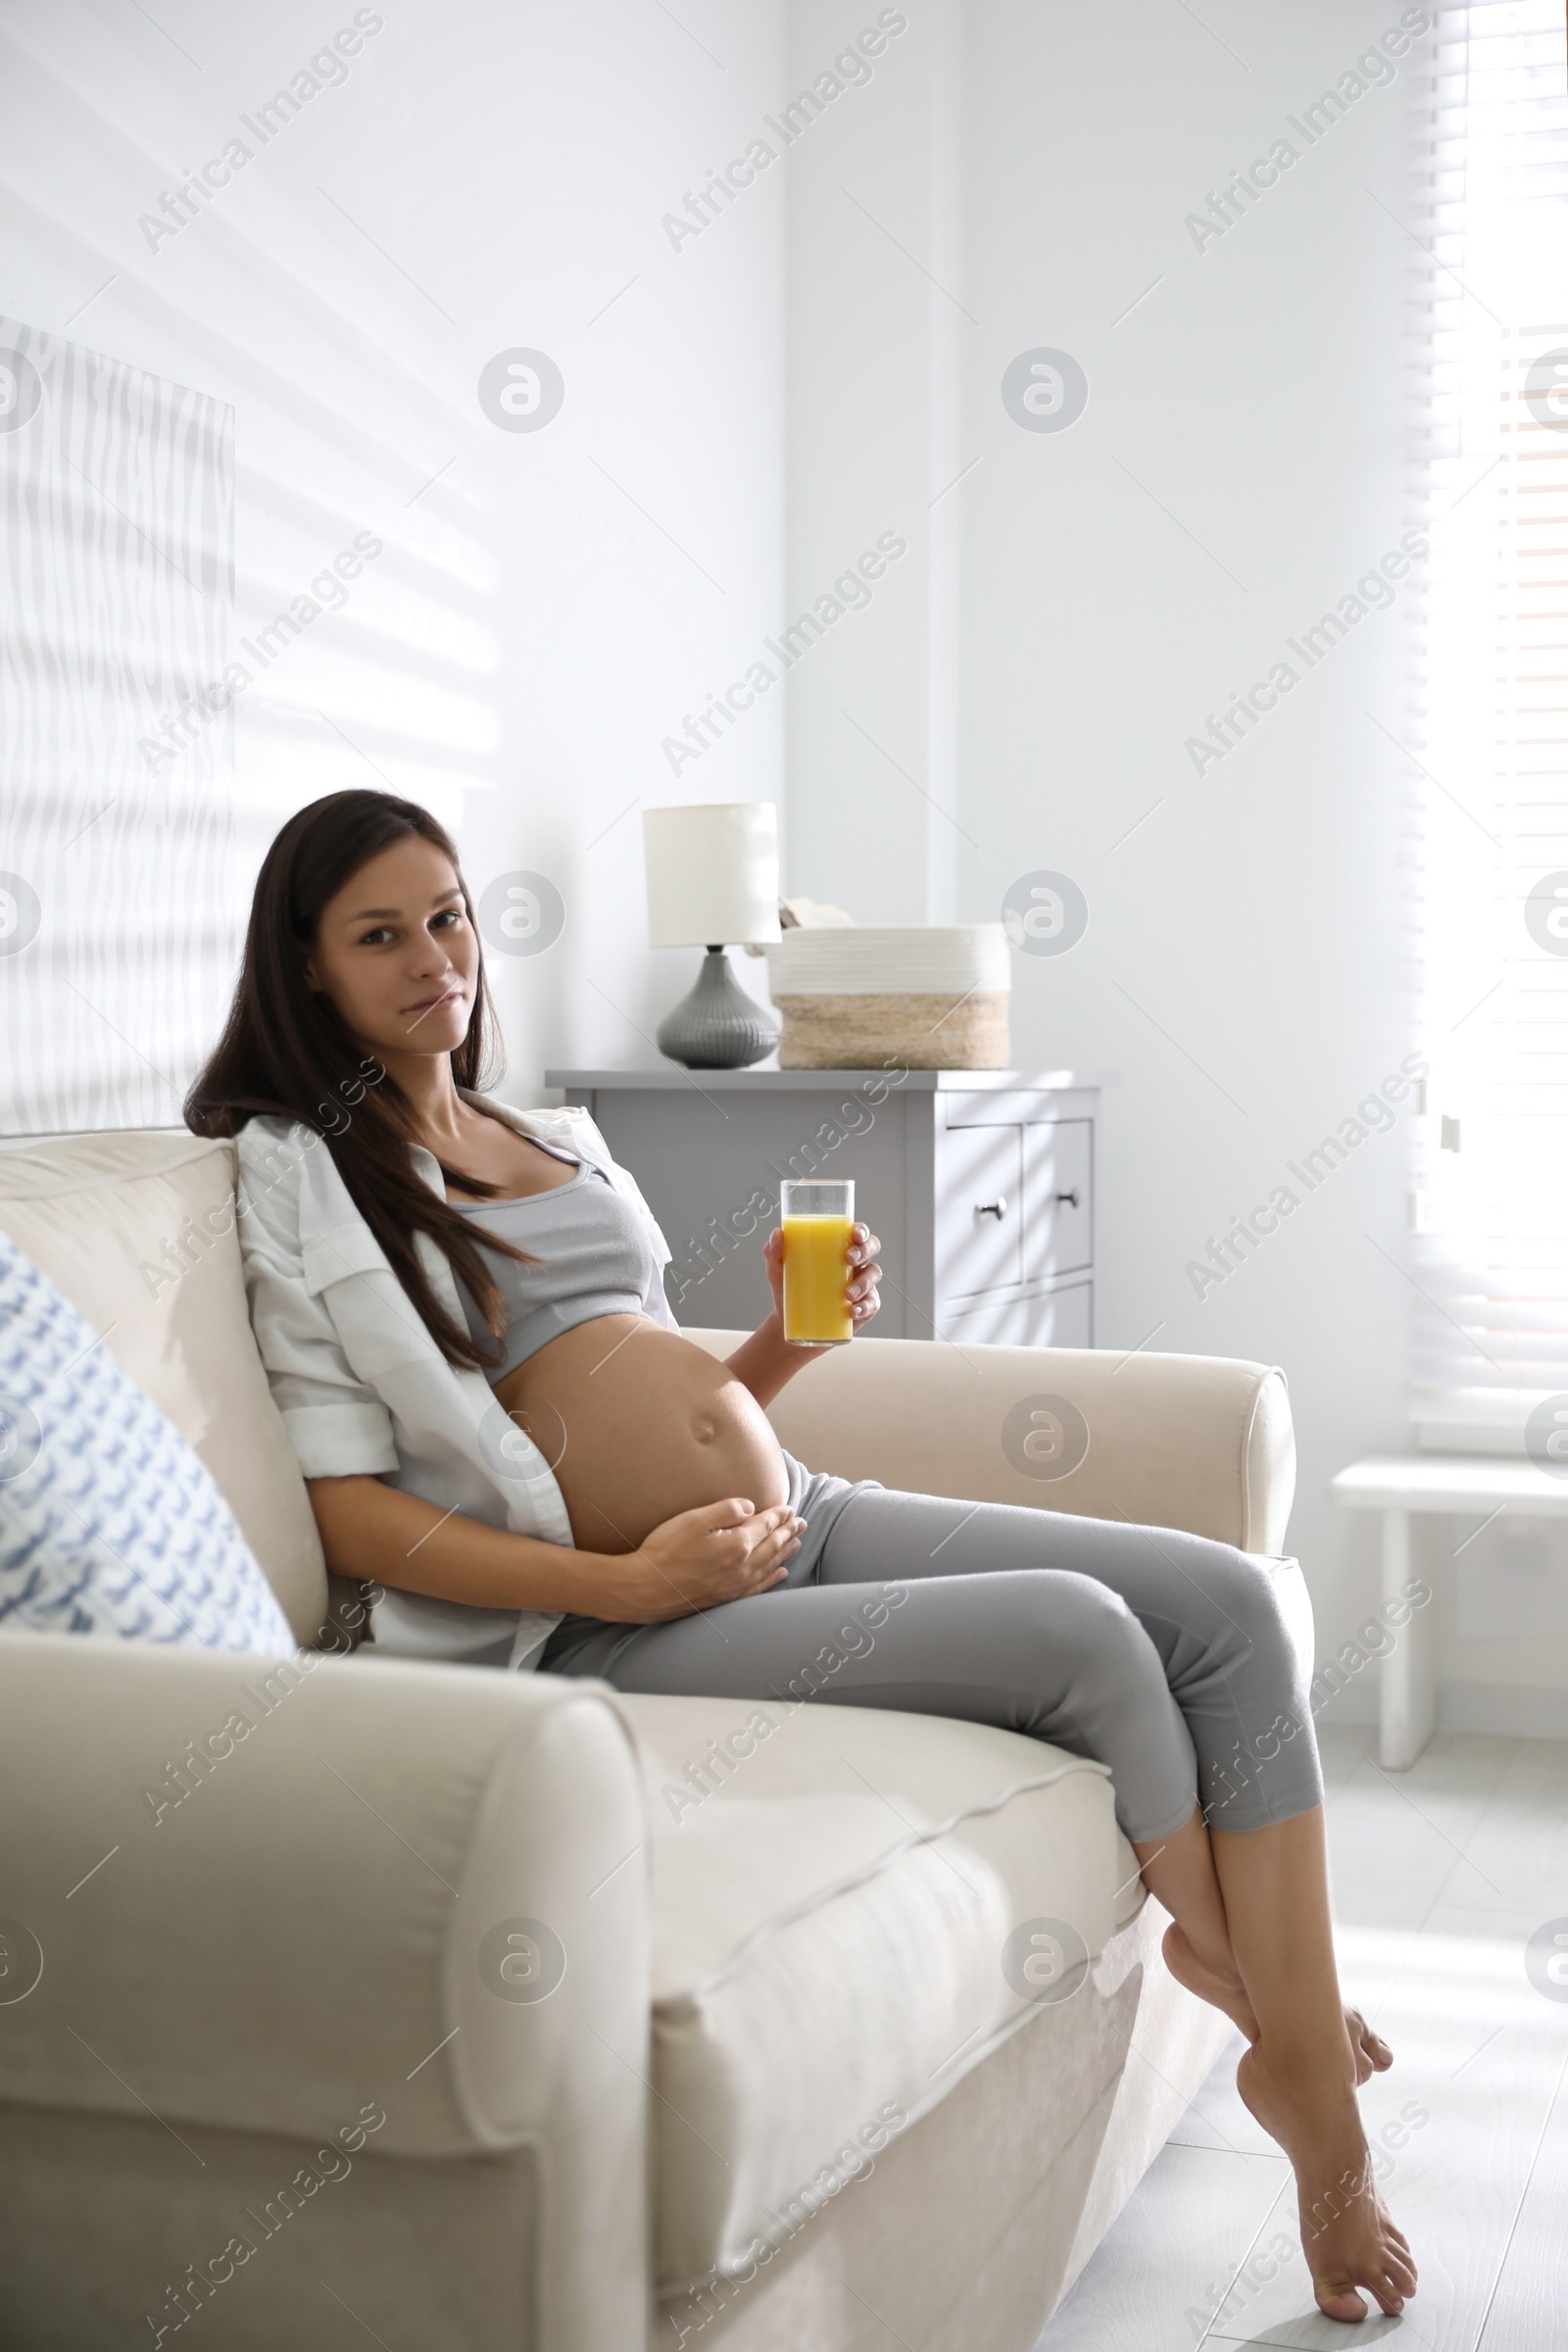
[542,1067,1107,1347]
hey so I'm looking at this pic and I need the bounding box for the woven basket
[764,926,1011,1070]
[772,991,1009,1069]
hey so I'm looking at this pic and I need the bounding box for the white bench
[1331,1454,1568,1768]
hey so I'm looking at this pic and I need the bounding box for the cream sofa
[0,1129,1307,2352]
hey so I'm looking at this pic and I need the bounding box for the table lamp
[643,802,782,1067]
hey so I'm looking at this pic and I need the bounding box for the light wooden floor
[1035,1726,1568,2352]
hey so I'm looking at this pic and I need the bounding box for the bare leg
[1203,1809,1415,2322]
[1134,1812,1393,2085]
[1134,1812,1258,2041]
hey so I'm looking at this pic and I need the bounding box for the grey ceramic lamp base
[657,946,779,1069]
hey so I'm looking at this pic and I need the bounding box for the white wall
[0,0,787,1104]
[778,0,1555,1722]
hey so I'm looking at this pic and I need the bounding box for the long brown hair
[185,788,533,1371]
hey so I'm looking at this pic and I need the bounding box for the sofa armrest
[0,1636,651,2352]
[681,1331,1296,1554]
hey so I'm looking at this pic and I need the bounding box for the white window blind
[1408,0,1568,1443]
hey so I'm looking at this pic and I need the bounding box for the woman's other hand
[762,1220,884,1332]
[589,1496,804,1622]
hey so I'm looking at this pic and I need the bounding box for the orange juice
[782,1215,856,1345]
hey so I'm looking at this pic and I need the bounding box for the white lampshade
[643,802,782,948]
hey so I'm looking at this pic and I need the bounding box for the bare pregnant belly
[492,1315,789,1553]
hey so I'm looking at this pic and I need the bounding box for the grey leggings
[537,1453,1322,1842]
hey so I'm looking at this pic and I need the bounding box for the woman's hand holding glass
[763,1219,883,1340]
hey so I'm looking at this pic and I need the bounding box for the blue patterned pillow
[0,1227,294,1650]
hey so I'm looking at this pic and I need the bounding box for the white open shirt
[235,1093,679,1671]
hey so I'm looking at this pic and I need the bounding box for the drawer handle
[975,1198,1008,1220]
[1054,1189,1081,1209]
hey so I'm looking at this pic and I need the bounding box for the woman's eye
[358,926,394,947]
[431,907,463,931]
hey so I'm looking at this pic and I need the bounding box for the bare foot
[1346,2005,1394,2085]
[1237,2043,1417,2323]
[1162,1927,1395,2085]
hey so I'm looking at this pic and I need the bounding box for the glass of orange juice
[780,1180,857,1345]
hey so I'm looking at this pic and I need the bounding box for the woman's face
[303,833,479,1065]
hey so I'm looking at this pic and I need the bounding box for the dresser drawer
[935,1122,1022,1298]
[938,1281,1093,1349]
[1025,1121,1093,1279]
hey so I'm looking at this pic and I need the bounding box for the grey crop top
[451,1139,657,1383]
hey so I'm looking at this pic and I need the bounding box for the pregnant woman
[189,789,1414,2326]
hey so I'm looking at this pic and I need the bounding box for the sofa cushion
[622,1691,1144,2291]
[0,1230,295,1650]
[0,1132,327,1643]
